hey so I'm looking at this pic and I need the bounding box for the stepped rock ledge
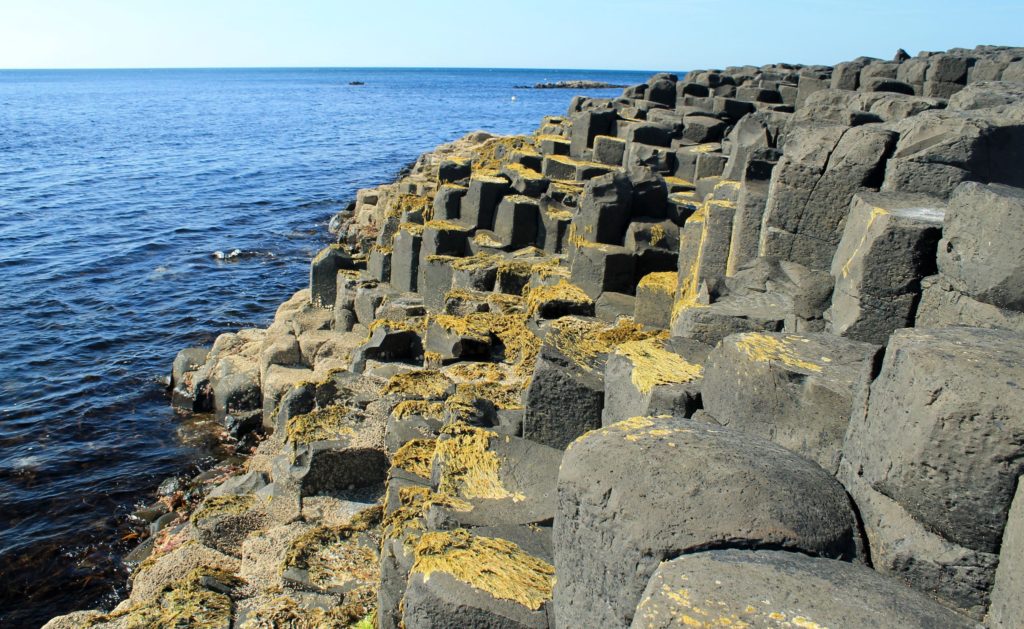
[47,45,1024,628]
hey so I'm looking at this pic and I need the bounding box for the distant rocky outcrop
[515,80,627,89]
[46,44,1024,629]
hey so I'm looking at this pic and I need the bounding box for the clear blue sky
[1,0,1022,71]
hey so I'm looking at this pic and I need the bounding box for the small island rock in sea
[46,44,1024,629]
[514,80,629,89]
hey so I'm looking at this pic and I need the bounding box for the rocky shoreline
[45,44,1024,628]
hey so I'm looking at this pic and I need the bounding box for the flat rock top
[890,325,1024,368]
[632,549,974,629]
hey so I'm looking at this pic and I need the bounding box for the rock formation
[46,45,1024,628]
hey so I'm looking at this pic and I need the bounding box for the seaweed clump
[637,271,677,295]
[381,485,431,544]
[615,337,703,393]
[190,494,257,524]
[238,596,372,629]
[525,279,593,317]
[281,508,383,621]
[549,317,661,372]
[433,424,523,502]
[383,369,453,400]
[285,405,361,444]
[470,136,536,175]
[391,400,446,420]
[411,529,555,610]
[391,438,436,478]
[82,567,241,629]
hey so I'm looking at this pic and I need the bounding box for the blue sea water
[0,66,654,626]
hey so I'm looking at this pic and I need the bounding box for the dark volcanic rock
[843,326,1024,554]
[702,331,880,473]
[631,550,973,629]
[554,417,859,628]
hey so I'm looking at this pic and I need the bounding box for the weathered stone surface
[923,80,964,99]
[427,425,561,528]
[493,195,540,250]
[424,316,491,362]
[545,154,615,182]
[401,529,552,629]
[592,134,625,166]
[554,417,859,628]
[569,242,635,299]
[625,219,677,279]
[646,77,677,107]
[309,245,355,308]
[349,321,423,372]
[625,122,673,147]
[378,533,417,629]
[391,227,422,292]
[190,494,268,557]
[367,246,392,283]
[671,293,788,346]
[988,480,1024,628]
[601,336,708,424]
[760,124,897,269]
[353,284,386,325]
[938,182,1024,311]
[628,167,668,219]
[574,171,632,245]
[274,438,388,498]
[384,414,442,456]
[376,294,426,322]
[949,81,1024,111]
[501,163,549,198]
[525,280,594,319]
[449,254,499,293]
[419,221,468,259]
[725,256,835,324]
[433,183,467,221]
[213,365,262,426]
[839,460,999,618]
[460,175,510,231]
[260,364,312,429]
[438,158,472,183]
[417,255,456,312]
[827,191,944,343]
[843,327,1024,553]
[725,155,779,274]
[831,59,870,90]
[671,198,736,321]
[538,134,570,156]
[666,191,701,226]
[633,271,675,329]
[681,114,728,143]
[703,332,879,473]
[882,110,1024,197]
[594,291,635,323]
[170,347,211,411]
[538,201,573,254]
[631,550,973,629]
[916,274,1024,333]
[672,143,721,181]
[522,341,604,450]
[569,109,617,158]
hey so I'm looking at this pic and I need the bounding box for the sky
[0,0,1022,71]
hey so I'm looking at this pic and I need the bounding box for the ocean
[0,66,654,627]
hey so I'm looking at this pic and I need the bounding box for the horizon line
[0,64,668,73]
